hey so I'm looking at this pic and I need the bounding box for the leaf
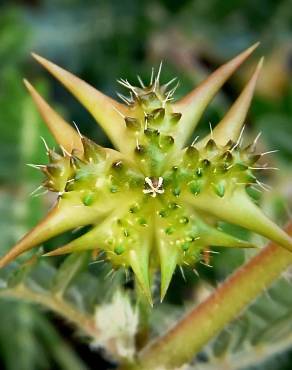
[35,313,89,370]
[192,276,292,370]
[51,252,90,296]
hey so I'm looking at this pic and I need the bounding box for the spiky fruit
[1,43,292,304]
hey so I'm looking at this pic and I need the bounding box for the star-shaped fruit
[1,43,292,304]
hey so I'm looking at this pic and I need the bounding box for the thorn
[164,77,177,88]
[144,112,148,130]
[173,43,261,148]
[231,125,245,152]
[249,166,279,171]
[256,179,272,192]
[126,80,139,97]
[261,149,279,156]
[191,136,200,146]
[154,61,163,91]
[136,137,140,149]
[71,225,83,234]
[112,105,125,118]
[60,145,71,157]
[156,61,163,83]
[26,163,46,170]
[200,261,213,268]
[162,91,174,108]
[167,81,180,97]
[179,266,186,281]
[104,268,115,280]
[109,270,117,283]
[117,78,139,97]
[72,121,83,138]
[40,136,50,153]
[209,122,213,139]
[117,78,129,89]
[117,92,132,105]
[137,75,145,88]
[192,268,200,277]
[29,185,44,197]
[89,259,105,265]
[32,189,49,198]
[150,67,154,86]
[252,131,262,149]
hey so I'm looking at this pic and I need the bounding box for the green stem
[135,223,292,370]
[135,276,152,349]
[0,284,119,359]
[0,284,97,335]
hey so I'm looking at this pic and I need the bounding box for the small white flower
[143,176,164,197]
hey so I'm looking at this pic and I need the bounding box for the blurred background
[0,0,292,369]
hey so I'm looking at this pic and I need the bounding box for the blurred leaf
[192,277,292,370]
[51,253,90,296]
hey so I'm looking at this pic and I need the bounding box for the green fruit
[1,45,292,304]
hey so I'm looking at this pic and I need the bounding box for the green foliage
[191,277,292,370]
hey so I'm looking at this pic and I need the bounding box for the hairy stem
[135,278,151,349]
[134,223,292,370]
[0,284,97,334]
[0,284,119,359]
